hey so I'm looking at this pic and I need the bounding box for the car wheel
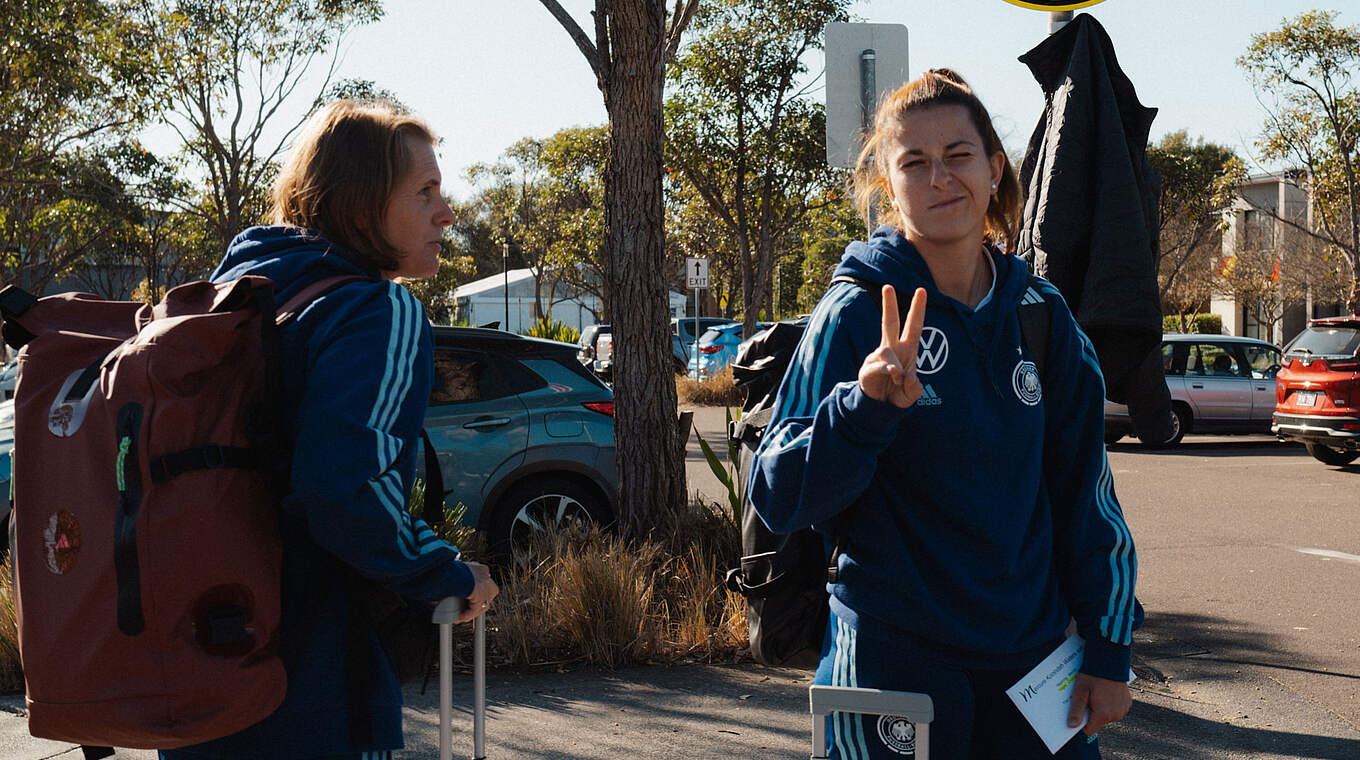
[1139,404,1188,448]
[1104,427,1125,445]
[489,476,613,559]
[1304,441,1359,466]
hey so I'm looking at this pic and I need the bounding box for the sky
[144,0,1352,199]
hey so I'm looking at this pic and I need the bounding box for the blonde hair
[852,68,1022,250]
[271,100,436,271]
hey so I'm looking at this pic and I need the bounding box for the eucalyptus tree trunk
[538,0,699,538]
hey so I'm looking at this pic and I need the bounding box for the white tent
[451,268,687,333]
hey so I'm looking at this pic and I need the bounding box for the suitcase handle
[433,598,486,760]
[809,685,933,760]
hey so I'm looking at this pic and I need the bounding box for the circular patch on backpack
[43,510,81,574]
[876,714,917,755]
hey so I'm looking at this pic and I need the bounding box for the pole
[1048,10,1073,35]
[860,49,879,233]
[692,286,699,379]
[502,243,510,332]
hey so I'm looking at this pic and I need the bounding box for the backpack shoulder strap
[1017,274,1052,382]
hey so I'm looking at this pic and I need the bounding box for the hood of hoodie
[833,226,1034,395]
[212,226,382,303]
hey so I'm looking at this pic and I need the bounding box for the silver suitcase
[809,686,934,760]
[432,598,487,760]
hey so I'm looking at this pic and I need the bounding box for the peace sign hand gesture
[858,286,928,408]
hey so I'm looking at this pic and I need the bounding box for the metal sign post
[824,23,908,171]
[825,23,908,235]
[686,257,709,378]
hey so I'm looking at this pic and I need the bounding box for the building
[1211,171,1347,344]
[452,268,688,333]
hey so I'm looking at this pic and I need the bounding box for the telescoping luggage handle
[809,686,934,760]
[433,598,486,760]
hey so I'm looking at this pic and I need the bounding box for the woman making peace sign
[747,69,1141,759]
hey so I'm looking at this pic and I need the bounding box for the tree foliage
[130,0,383,254]
[1239,9,1360,313]
[666,0,849,337]
[0,0,160,292]
[1146,132,1244,327]
[465,126,609,323]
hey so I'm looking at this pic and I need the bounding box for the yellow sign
[1002,0,1107,10]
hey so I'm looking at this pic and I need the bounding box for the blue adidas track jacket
[162,226,474,759]
[747,227,1140,681]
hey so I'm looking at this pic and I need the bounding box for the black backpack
[725,274,1051,667]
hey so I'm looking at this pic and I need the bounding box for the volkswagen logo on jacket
[915,327,949,374]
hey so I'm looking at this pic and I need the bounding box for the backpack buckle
[202,444,226,468]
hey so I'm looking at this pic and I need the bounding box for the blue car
[424,326,617,554]
[672,317,740,361]
[689,322,769,378]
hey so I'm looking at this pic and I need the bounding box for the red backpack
[0,274,352,749]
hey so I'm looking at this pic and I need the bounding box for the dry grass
[486,502,747,668]
[0,560,19,692]
[676,366,744,407]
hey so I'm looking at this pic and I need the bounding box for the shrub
[486,500,747,668]
[676,366,743,406]
[526,318,581,345]
[0,560,20,692]
[1164,313,1222,334]
[409,480,483,558]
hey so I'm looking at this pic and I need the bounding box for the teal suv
[425,326,617,553]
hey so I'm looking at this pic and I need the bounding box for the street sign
[824,23,909,169]
[686,257,709,289]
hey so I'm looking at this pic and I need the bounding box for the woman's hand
[456,561,500,624]
[1067,673,1132,735]
[858,286,928,408]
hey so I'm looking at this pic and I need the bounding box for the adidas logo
[1020,287,1044,306]
[918,384,943,406]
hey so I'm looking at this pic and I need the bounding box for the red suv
[1272,315,1360,465]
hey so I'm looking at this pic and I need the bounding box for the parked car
[0,361,15,400]
[575,324,617,381]
[577,324,607,368]
[1104,333,1282,446]
[673,317,739,359]
[425,326,617,553]
[689,321,769,378]
[0,328,619,558]
[1272,315,1360,466]
[0,398,11,540]
[593,331,613,381]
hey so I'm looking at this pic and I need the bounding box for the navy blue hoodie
[747,227,1139,681]
[162,227,474,759]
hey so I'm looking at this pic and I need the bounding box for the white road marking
[1296,548,1360,564]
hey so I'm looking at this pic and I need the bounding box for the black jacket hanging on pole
[1015,14,1171,440]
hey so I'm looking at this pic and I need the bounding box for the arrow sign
[686,257,709,289]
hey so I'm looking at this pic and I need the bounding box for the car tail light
[699,345,722,354]
[582,401,614,416]
[1327,358,1359,371]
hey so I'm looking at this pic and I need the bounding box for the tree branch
[663,0,700,65]
[538,0,603,82]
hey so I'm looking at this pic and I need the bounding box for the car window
[1190,343,1244,377]
[1161,342,1186,376]
[1241,344,1281,379]
[430,348,543,406]
[1290,326,1360,357]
